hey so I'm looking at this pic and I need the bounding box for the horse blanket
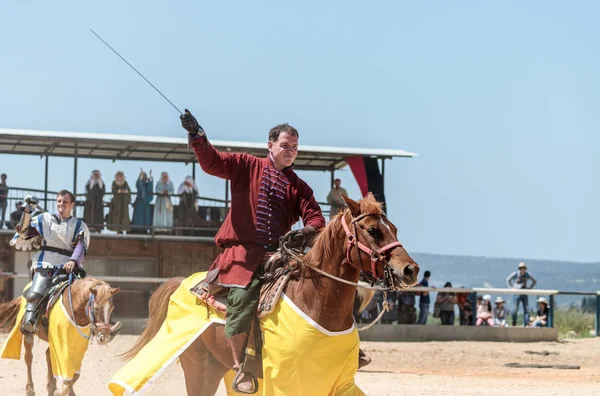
[1,289,91,381]
[108,271,364,395]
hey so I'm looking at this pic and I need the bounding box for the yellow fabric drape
[109,272,363,395]
[259,294,364,396]
[1,287,90,381]
[48,296,90,380]
[0,285,28,360]
[109,272,225,396]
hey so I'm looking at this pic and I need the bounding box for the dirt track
[1,334,599,395]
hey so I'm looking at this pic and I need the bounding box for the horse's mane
[305,196,384,268]
[77,277,113,306]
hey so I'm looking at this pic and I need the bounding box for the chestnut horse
[124,194,419,395]
[0,277,120,396]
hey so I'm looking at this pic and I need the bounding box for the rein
[281,243,390,332]
[67,273,92,340]
[280,211,405,331]
[66,273,111,342]
[282,212,404,291]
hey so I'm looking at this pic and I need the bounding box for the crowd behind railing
[358,267,553,328]
[0,170,333,236]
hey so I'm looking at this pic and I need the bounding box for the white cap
[483,295,492,302]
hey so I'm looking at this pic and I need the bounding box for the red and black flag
[345,156,386,210]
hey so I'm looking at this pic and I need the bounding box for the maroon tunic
[191,136,326,288]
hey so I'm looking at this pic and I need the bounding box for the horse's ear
[342,194,361,217]
[365,192,376,202]
[111,287,121,296]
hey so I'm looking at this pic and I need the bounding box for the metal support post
[44,155,49,209]
[596,295,600,337]
[73,143,79,197]
[549,295,555,328]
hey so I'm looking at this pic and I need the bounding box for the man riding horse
[180,110,327,392]
[14,190,90,335]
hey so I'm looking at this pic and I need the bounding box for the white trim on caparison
[281,293,355,336]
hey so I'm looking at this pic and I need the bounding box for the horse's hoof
[26,387,35,396]
[358,355,372,369]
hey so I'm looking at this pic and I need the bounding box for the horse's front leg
[53,381,70,396]
[24,337,35,396]
[45,348,57,396]
[68,374,79,396]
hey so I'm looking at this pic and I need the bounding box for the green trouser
[225,275,261,338]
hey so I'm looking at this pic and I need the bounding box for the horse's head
[339,193,419,290]
[85,280,120,346]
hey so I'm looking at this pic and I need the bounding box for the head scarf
[177,176,199,194]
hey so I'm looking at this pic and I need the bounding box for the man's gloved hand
[281,226,318,251]
[180,109,206,137]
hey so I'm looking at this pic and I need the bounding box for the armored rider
[13,190,90,335]
[180,110,326,392]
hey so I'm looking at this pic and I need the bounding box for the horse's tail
[0,298,21,333]
[120,277,185,361]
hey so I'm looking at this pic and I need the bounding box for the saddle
[189,252,301,385]
[189,252,300,319]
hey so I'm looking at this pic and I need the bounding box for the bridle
[281,211,404,291]
[280,210,405,331]
[67,273,113,344]
[341,212,403,289]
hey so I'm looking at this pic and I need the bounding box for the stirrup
[231,363,259,395]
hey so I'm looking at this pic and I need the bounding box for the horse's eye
[367,228,380,238]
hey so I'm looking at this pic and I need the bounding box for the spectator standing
[398,291,417,324]
[436,281,456,325]
[107,171,132,233]
[153,172,174,232]
[0,173,8,229]
[84,170,106,232]
[506,262,537,326]
[456,289,473,326]
[326,178,348,219]
[417,270,432,325]
[132,169,154,234]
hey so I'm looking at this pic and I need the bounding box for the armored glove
[23,195,39,214]
[180,109,206,137]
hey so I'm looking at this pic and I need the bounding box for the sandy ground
[1,334,600,395]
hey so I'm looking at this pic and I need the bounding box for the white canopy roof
[0,128,416,171]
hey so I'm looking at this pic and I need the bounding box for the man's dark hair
[424,270,431,278]
[1,173,6,178]
[57,190,76,204]
[268,123,299,142]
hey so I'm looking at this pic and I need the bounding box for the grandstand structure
[0,128,416,318]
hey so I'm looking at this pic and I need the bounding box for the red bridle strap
[341,213,403,279]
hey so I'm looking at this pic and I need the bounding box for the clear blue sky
[1,1,598,262]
